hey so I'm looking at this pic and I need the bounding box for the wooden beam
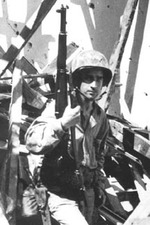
[0,45,38,77]
[124,0,149,111]
[22,79,47,109]
[104,177,128,219]
[0,0,57,77]
[6,67,23,225]
[109,118,150,160]
[104,0,139,112]
[0,42,79,81]
[0,73,52,80]
[108,118,133,142]
[129,161,146,201]
[123,190,150,225]
[123,128,150,160]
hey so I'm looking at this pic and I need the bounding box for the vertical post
[7,66,23,225]
[104,0,139,112]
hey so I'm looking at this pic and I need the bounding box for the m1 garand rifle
[23,7,68,225]
[55,5,68,119]
[55,4,85,196]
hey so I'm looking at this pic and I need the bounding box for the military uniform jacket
[25,100,109,197]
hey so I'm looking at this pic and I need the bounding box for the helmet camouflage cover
[71,49,112,86]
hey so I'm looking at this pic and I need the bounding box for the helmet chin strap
[75,87,89,101]
[75,87,107,101]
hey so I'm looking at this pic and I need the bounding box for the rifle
[55,4,85,193]
[20,7,69,224]
[55,5,68,118]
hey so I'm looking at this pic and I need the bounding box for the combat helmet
[71,49,112,86]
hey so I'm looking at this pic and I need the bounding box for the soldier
[25,49,112,225]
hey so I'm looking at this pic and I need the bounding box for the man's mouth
[87,90,96,95]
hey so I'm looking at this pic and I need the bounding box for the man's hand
[61,105,81,130]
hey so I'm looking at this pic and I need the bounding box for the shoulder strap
[35,185,52,225]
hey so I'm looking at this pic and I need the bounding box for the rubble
[0,72,150,225]
[0,0,149,224]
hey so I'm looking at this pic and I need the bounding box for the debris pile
[0,72,150,225]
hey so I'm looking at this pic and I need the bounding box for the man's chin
[85,95,95,101]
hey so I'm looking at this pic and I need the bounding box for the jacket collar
[77,102,102,131]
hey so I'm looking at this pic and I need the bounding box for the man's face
[79,68,104,101]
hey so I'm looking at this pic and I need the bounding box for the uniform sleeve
[25,116,66,155]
